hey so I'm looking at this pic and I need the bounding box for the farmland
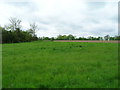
[2,41,118,88]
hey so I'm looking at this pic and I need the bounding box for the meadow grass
[2,41,118,88]
[0,44,2,89]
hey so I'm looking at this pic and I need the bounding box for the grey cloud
[87,2,107,10]
[7,2,31,7]
[0,0,118,37]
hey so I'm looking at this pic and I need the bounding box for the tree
[98,37,103,40]
[42,37,50,40]
[50,37,54,41]
[0,26,2,43]
[88,36,93,40]
[5,17,22,31]
[57,35,72,40]
[1,25,37,43]
[29,22,38,37]
[57,35,62,40]
[104,35,110,41]
[67,34,75,40]
[114,35,120,40]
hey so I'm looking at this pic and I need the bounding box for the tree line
[0,17,120,43]
[40,35,120,41]
[0,17,38,43]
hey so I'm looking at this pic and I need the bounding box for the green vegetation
[0,17,120,44]
[1,17,38,43]
[3,41,118,88]
[0,44,2,89]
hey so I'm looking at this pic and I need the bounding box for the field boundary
[54,40,119,43]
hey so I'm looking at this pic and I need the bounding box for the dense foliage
[0,17,38,43]
[1,27,38,43]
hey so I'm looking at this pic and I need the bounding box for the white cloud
[0,0,118,37]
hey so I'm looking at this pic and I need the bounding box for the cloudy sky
[0,0,118,37]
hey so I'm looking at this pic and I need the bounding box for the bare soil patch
[54,40,119,43]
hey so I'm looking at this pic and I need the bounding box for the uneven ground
[2,41,118,88]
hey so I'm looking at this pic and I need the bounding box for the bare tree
[29,22,38,37]
[5,17,22,31]
[104,35,110,41]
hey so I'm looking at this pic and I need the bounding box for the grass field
[2,41,118,88]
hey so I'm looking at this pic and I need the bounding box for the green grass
[2,41,118,88]
[0,44,2,89]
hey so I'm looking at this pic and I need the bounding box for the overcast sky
[0,0,118,37]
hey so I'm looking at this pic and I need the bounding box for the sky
[0,0,118,37]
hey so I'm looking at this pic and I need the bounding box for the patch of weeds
[39,84,49,88]
[53,48,56,50]
[41,47,46,49]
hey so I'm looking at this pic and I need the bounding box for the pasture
[2,41,118,88]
